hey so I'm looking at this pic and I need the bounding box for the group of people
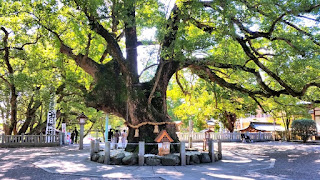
[70,127,79,144]
[108,129,127,149]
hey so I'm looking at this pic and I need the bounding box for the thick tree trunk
[83,60,180,153]
[53,2,183,153]
[18,96,41,135]
[29,121,47,135]
[8,86,18,135]
[223,111,237,133]
[1,27,18,135]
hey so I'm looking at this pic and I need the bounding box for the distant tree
[263,95,311,141]
[291,119,317,143]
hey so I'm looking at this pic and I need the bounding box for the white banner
[46,94,56,142]
[62,123,66,144]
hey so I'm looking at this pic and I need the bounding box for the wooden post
[1,134,4,144]
[188,137,192,148]
[138,141,145,166]
[104,142,110,164]
[180,142,186,166]
[208,139,215,162]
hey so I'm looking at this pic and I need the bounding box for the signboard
[45,94,56,142]
[158,142,170,156]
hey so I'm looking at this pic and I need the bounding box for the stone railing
[90,139,222,166]
[0,133,62,147]
[177,132,273,142]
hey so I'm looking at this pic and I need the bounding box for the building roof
[154,130,174,143]
[240,122,285,132]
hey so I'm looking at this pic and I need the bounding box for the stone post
[218,139,222,160]
[59,133,63,146]
[62,132,65,145]
[94,140,100,152]
[104,142,110,164]
[180,142,186,166]
[259,131,262,141]
[21,133,24,144]
[90,140,95,158]
[138,141,145,166]
[40,133,43,144]
[188,120,193,148]
[1,134,4,144]
[79,124,84,150]
[208,139,215,162]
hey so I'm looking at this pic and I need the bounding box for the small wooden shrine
[154,130,174,156]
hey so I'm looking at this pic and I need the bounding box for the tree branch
[0,75,10,86]
[250,95,266,113]
[236,37,301,96]
[12,34,41,50]
[186,58,282,95]
[84,33,92,58]
[99,48,109,63]
[175,71,189,96]
[148,62,165,105]
[188,17,216,34]
[282,20,320,46]
[74,0,128,73]
[138,63,159,78]
[190,64,274,97]
[40,23,100,79]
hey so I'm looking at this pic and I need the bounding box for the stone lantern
[203,129,214,151]
[77,112,88,150]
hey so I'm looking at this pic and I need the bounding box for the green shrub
[291,119,317,143]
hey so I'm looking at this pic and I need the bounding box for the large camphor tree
[2,0,320,143]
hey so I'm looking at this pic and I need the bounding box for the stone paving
[1,141,320,180]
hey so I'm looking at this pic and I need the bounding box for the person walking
[71,131,75,144]
[114,130,120,149]
[108,128,113,142]
[121,130,127,149]
[74,127,79,144]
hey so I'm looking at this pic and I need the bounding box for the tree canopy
[0,0,320,141]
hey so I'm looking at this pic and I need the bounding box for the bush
[291,119,317,143]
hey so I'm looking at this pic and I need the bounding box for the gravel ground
[221,141,320,180]
[0,146,163,180]
[1,142,319,180]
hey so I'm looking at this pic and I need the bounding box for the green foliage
[262,95,311,129]
[1,0,320,138]
[291,119,317,143]
[167,70,257,132]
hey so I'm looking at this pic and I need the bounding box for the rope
[125,121,177,129]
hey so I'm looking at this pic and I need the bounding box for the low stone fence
[90,140,222,166]
[177,132,273,142]
[0,133,62,148]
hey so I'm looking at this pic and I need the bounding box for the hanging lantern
[153,124,159,133]
[134,128,139,137]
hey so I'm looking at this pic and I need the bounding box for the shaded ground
[0,145,161,180]
[0,141,319,180]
